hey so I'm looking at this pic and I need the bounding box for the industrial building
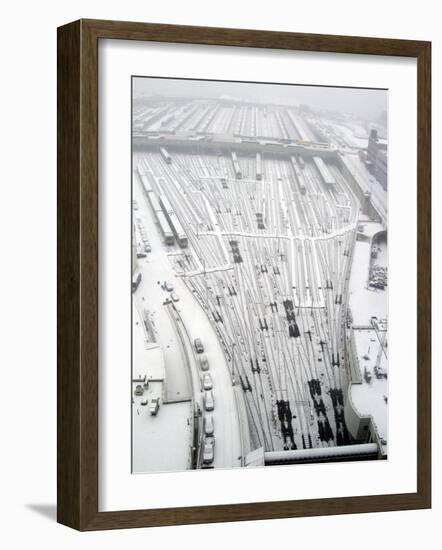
[367,128,388,190]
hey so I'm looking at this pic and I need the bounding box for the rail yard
[131,93,388,472]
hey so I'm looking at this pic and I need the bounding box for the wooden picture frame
[57,19,431,531]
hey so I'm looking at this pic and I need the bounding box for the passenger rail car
[145,190,175,245]
[275,110,289,141]
[139,174,153,195]
[313,156,336,187]
[159,194,188,248]
[156,210,175,245]
[231,151,242,179]
[290,156,306,195]
[146,190,162,215]
[137,163,156,195]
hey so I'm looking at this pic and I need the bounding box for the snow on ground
[348,225,388,443]
[132,155,242,472]
[348,229,387,326]
[132,171,195,473]
[133,177,191,402]
[132,305,165,381]
[351,329,388,441]
[132,289,193,473]
[334,122,369,149]
[375,240,387,267]
[132,385,192,473]
[175,282,243,470]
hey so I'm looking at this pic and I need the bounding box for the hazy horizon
[133,77,387,121]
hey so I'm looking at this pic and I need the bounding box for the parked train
[312,156,336,187]
[145,189,175,245]
[290,156,306,195]
[159,194,188,248]
[231,151,242,179]
[137,160,188,248]
[156,210,175,245]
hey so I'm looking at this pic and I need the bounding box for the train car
[159,147,172,164]
[159,193,173,215]
[159,194,188,248]
[275,111,288,141]
[312,156,336,187]
[290,156,306,195]
[155,177,167,197]
[231,151,242,179]
[146,190,162,215]
[287,110,307,141]
[256,152,262,181]
[139,174,153,195]
[297,154,305,170]
[156,210,175,245]
[137,162,146,176]
[169,214,188,248]
[146,190,175,244]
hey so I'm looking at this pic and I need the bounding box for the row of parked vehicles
[369,264,388,290]
[194,338,216,466]
[161,280,180,305]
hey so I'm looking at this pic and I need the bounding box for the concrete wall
[337,154,383,223]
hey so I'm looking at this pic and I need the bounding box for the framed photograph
[57,19,431,530]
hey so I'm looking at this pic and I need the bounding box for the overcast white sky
[133,77,387,120]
